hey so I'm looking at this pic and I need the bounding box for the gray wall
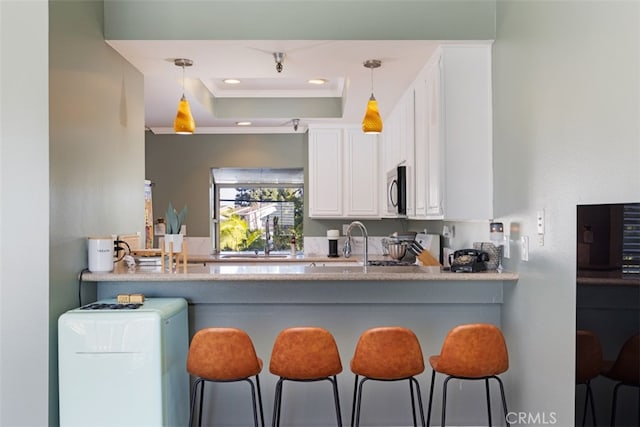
[0,2,49,426]
[145,132,306,238]
[48,1,145,425]
[104,0,496,41]
[494,1,639,425]
[1,1,638,426]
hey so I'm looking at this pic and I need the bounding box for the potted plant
[164,202,187,253]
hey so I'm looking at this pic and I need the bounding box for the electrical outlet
[342,224,349,235]
[521,236,529,261]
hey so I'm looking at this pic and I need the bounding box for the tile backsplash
[304,236,387,257]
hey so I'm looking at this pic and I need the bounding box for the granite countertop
[85,261,518,282]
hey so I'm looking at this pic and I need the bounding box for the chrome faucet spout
[345,221,369,266]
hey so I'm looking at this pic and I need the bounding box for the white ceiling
[106,40,441,134]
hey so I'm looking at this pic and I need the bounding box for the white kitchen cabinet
[413,51,444,218]
[309,128,343,217]
[309,127,379,218]
[344,128,379,217]
[379,88,415,217]
[412,44,493,221]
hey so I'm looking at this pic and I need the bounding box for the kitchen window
[210,168,304,254]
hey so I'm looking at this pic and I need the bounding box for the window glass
[211,168,304,254]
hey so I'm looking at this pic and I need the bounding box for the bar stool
[269,326,343,427]
[350,326,426,427]
[186,327,265,427]
[601,333,639,426]
[576,330,603,426]
[427,323,509,427]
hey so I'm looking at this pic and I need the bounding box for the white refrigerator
[58,298,189,426]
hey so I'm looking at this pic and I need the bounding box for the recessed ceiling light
[308,78,327,85]
[236,121,252,126]
[224,78,241,84]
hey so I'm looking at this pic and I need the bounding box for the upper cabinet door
[413,49,444,219]
[344,129,379,217]
[412,44,493,221]
[308,127,380,219]
[308,128,343,217]
[424,52,444,217]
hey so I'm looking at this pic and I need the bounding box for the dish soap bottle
[290,235,297,256]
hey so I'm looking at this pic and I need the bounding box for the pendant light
[173,58,195,135]
[362,59,383,134]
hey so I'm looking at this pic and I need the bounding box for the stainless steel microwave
[386,165,407,216]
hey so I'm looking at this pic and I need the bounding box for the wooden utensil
[409,241,441,266]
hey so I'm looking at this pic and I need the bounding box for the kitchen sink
[219,253,290,259]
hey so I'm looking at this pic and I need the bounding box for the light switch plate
[537,209,545,234]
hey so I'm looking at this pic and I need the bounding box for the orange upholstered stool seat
[186,328,264,427]
[601,333,639,426]
[350,326,426,427]
[269,327,343,426]
[576,330,603,426]
[427,323,509,427]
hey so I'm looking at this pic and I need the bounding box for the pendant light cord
[181,63,186,98]
[370,67,374,96]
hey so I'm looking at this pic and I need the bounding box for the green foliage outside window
[219,187,303,252]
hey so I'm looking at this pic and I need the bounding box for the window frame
[210,169,304,254]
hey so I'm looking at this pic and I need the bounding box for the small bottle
[290,235,297,256]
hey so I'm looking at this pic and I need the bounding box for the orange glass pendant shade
[174,95,195,134]
[362,94,383,134]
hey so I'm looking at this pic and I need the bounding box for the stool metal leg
[246,378,258,427]
[409,377,426,427]
[410,378,417,426]
[198,379,206,427]
[485,377,492,426]
[429,374,509,427]
[492,376,510,427]
[272,377,284,427]
[274,377,342,427]
[610,382,622,427]
[581,380,597,427]
[255,374,265,427]
[441,376,453,427]
[351,375,359,427]
[354,377,369,427]
[427,370,436,427]
[329,375,343,427]
[189,377,205,427]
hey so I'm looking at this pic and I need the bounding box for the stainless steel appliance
[386,165,407,216]
[385,232,441,265]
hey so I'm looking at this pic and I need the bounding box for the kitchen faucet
[343,221,369,266]
[264,216,271,255]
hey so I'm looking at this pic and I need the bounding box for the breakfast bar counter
[84,263,518,426]
[84,263,518,282]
